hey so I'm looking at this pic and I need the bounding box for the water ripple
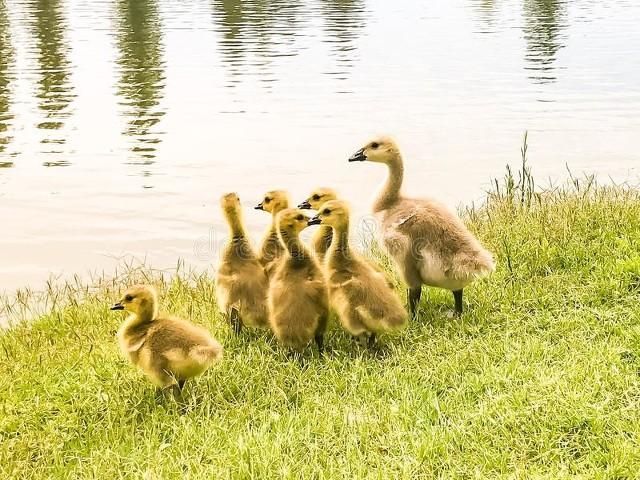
[0,2,15,158]
[27,0,75,161]
[115,0,166,172]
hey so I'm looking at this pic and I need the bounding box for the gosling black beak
[254,202,264,211]
[110,302,124,311]
[348,148,367,162]
[307,215,322,226]
[298,200,311,209]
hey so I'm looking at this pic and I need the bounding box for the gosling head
[220,192,241,218]
[255,190,290,215]
[308,200,350,230]
[298,187,338,210]
[277,208,310,236]
[348,136,400,164]
[111,284,159,320]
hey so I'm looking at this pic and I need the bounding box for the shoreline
[2,171,640,476]
[2,165,638,329]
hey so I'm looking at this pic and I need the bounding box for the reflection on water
[523,0,567,83]
[211,0,368,85]
[1,0,639,294]
[0,2,14,162]
[116,0,166,170]
[473,0,568,84]
[472,0,498,34]
[211,0,305,86]
[320,0,367,79]
[28,0,74,163]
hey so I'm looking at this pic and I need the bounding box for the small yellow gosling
[268,208,329,354]
[216,192,269,333]
[255,190,290,277]
[111,285,223,397]
[308,200,407,346]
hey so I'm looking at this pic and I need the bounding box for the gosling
[268,208,329,354]
[255,190,290,277]
[298,187,339,262]
[111,285,223,397]
[216,192,269,333]
[348,137,496,317]
[308,200,407,346]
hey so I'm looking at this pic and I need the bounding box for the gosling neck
[129,300,157,326]
[373,155,404,213]
[329,221,350,258]
[314,225,333,244]
[279,228,308,260]
[268,209,280,233]
[225,211,246,239]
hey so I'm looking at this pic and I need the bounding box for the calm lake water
[1,0,639,295]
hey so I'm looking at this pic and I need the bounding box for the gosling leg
[453,289,463,316]
[368,333,377,348]
[170,384,183,401]
[152,370,178,401]
[315,314,328,355]
[229,307,242,335]
[353,332,369,348]
[408,286,422,318]
[314,333,324,355]
[155,382,182,402]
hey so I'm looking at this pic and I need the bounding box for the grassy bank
[2,167,640,479]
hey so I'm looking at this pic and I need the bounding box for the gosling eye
[371,142,379,149]
[322,208,331,215]
[312,194,320,201]
[124,295,134,302]
[296,214,304,221]
[264,198,271,203]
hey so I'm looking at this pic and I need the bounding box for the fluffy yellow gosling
[111,285,222,398]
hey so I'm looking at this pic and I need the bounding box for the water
[1,0,639,294]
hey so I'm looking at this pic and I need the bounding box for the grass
[2,153,640,478]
